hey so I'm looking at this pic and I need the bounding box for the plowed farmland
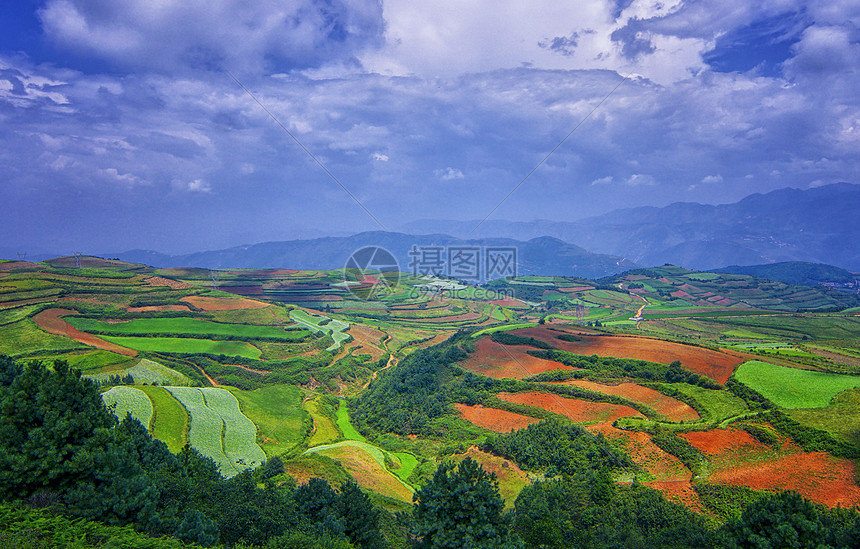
[454,403,540,432]
[561,380,699,422]
[33,308,138,356]
[461,337,576,379]
[512,327,743,383]
[181,295,270,311]
[498,392,644,423]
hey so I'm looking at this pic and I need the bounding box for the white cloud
[591,176,614,185]
[185,179,212,193]
[626,173,656,186]
[434,167,464,180]
[372,152,389,162]
[701,174,723,184]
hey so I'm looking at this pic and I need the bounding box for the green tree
[411,458,522,549]
[0,359,115,499]
[338,481,385,549]
[719,491,832,548]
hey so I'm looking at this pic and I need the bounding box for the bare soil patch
[499,392,644,423]
[144,276,192,290]
[461,337,575,379]
[33,308,137,356]
[710,452,860,508]
[563,380,699,422]
[512,327,742,384]
[455,403,541,432]
[181,295,270,311]
[680,428,769,456]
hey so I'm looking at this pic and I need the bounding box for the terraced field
[735,361,860,408]
[102,336,262,359]
[67,317,309,341]
[166,387,266,476]
[101,386,153,428]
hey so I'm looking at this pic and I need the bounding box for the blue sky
[1,0,858,254]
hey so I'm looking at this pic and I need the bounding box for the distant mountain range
[398,183,860,271]
[114,233,639,279]
[104,182,859,275]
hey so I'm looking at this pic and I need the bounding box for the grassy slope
[735,360,860,408]
[67,316,308,341]
[137,386,188,453]
[229,384,307,457]
[788,388,860,445]
[304,398,341,446]
[0,319,85,356]
[101,336,262,359]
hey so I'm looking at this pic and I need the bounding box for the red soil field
[587,423,691,483]
[144,276,192,290]
[33,308,138,357]
[710,452,860,508]
[345,325,386,361]
[180,295,270,311]
[562,380,699,422]
[489,297,528,308]
[455,403,541,433]
[645,480,705,512]
[461,337,576,379]
[680,428,769,456]
[0,261,41,272]
[499,392,644,423]
[127,304,192,312]
[558,286,594,293]
[400,311,483,323]
[512,327,743,384]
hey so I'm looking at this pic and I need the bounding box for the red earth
[180,295,270,311]
[498,392,645,423]
[461,337,576,379]
[511,326,743,383]
[455,403,541,432]
[32,308,138,357]
[709,451,860,508]
[561,379,699,422]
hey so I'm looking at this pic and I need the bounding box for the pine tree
[411,458,522,549]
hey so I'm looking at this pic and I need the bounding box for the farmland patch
[454,403,541,432]
[101,386,153,428]
[735,361,860,408]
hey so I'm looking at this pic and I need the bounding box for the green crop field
[735,361,860,409]
[228,384,307,456]
[289,310,350,351]
[336,401,367,443]
[166,387,265,476]
[666,383,748,422]
[166,387,233,474]
[0,304,48,326]
[39,350,129,372]
[67,317,309,341]
[788,388,860,445]
[101,386,153,428]
[304,398,341,446]
[0,319,86,356]
[391,451,419,483]
[101,336,262,359]
[85,358,192,386]
[136,386,187,453]
[199,388,267,470]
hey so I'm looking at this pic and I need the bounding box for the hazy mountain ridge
[399,183,860,270]
[114,233,639,279]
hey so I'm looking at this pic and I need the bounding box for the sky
[1,0,859,255]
